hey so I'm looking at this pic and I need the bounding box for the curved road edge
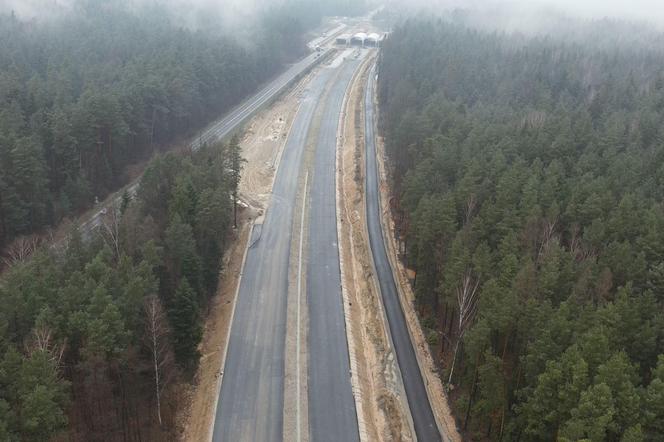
[364,63,458,441]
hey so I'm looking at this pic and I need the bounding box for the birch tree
[448,269,480,386]
[144,294,174,426]
[101,204,122,260]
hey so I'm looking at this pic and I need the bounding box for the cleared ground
[337,53,415,442]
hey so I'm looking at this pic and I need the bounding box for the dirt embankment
[338,54,462,441]
[337,54,414,442]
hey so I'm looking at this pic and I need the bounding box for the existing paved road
[78,48,333,241]
[212,69,333,441]
[190,50,333,151]
[306,55,365,442]
[364,66,442,442]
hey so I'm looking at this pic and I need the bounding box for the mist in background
[383,0,664,30]
[0,0,285,31]
[0,0,369,31]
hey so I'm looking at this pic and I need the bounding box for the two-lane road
[212,69,333,441]
[190,50,333,151]
[78,44,335,241]
[306,53,366,442]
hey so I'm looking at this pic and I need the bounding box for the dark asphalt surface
[212,69,332,442]
[190,50,332,151]
[306,56,363,442]
[79,51,331,244]
[364,67,442,442]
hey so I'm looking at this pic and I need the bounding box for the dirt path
[337,53,414,442]
[238,70,314,209]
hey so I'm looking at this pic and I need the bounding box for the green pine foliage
[0,139,237,438]
[0,1,325,248]
[379,18,664,440]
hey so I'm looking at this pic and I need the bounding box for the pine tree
[227,135,245,228]
[644,356,664,438]
[168,279,202,370]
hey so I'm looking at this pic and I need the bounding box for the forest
[0,0,327,250]
[0,135,240,439]
[378,18,664,441]
[0,0,369,439]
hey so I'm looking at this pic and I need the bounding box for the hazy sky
[0,0,274,22]
[527,0,664,22]
[408,0,664,26]
[4,0,664,29]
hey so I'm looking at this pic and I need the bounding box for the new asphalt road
[306,55,365,442]
[212,68,333,441]
[213,50,368,441]
[364,66,443,442]
[190,50,332,151]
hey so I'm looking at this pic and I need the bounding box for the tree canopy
[378,17,664,441]
[0,0,335,248]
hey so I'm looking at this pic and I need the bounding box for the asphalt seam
[296,171,309,442]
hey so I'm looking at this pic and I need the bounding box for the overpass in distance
[210,23,447,442]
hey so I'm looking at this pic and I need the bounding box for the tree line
[0,0,316,250]
[378,18,664,441]
[0,136,241,439]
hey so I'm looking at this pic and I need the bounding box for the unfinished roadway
[212,49,366,441]
[306,52,367,442]
[213,34,446,442]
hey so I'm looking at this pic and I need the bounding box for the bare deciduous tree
[144,294,174,426]
[448,269,480,386]
[464,194,477,226]
[569,223,582,258]
[537,217,558,262]
[3,234,41,267]
[26,324,65,373]
[100,204,122,260]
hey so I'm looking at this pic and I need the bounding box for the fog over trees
[378,12,664,440]
[2,0,663,440]
[0,0,366,438]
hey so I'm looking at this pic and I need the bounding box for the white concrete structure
[366,32,381,47]
[336,34,351,46]
[350,32,367,46]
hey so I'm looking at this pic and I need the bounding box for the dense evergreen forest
[379,19,664,441]
[0,0,370,438]
[0,0,330,249]
[0,136,239,439]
